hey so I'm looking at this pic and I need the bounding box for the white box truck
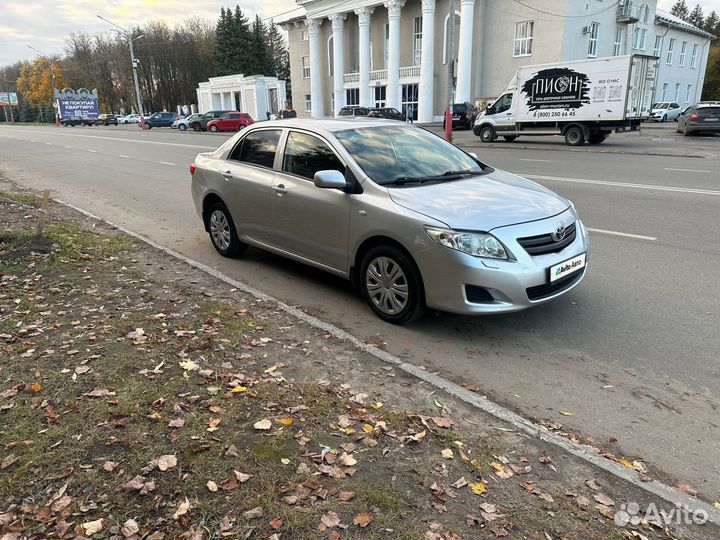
[472,55,657,146]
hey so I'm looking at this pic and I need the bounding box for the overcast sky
[1,0,719,68]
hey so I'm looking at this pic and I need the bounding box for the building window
[513,21,534,57]
[346,88,360,106]
[301,56,310,79]
[587,22,599,57]
[633,27,647,50]
[685,84,692,103]
[661,82,668,101]
[639,4,649,23]
[654,35,662,57]
[413,17,423,66]
[690,43,698,68]
[304,94,312,112]
[327,36,334,77]
[666,38,674,64]
[300,30,308,41]
[374,85,386,107]
[613,26,623,56]
[401,83,419,120]
[679,41,687,66]
[674,83,680,102]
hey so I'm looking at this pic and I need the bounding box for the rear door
[222,129,282,245]
[270,130,352,273]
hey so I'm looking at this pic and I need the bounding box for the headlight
[424,227,508,259]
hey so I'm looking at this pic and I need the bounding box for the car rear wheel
[564,126,585,146]
[683,124,692,137]
[192,124,201,131]
[207,202,248,258]
[179,124,187,131]
[478,125,495,143]
[209,125,219,132]
[360,246,425,324]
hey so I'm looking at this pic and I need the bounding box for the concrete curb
[455,142,709,159]
[56,198,720,526]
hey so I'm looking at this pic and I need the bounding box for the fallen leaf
[156,454,177,471]
[270,517,283,529]
[31,383,42,393]
[678,483,697,497]
[469,482,487,495]
[353,512,373,528]
[618,458,633,468]
[231,386,247,393]
[243,506,264,519]
[122,475,146,492]
[714,501,720,511]
[280,458,291,465]
[225,445,240,457]
[338,490,355,502]
[593,493,615,506]
[207,480,218,492]
[82,518,104,535]
[559,411,574,416]
[321,511,340,528]
[479,503,498,513]
[339,452,357,467]
[489,524,508,537]
[234,470,251,483]
[451,477,468,489]
[121,518,139,538]
[168,418,185,428]
[441,448,454,459]
[173,498,190,519]
[1,454,19,470]
[491,461,513,479]
[586,479,601,491]
[431,417,454,428]
[254,419,272,430]
[179,359,199,371]
[410,430,426,441]
[279,418,294,426]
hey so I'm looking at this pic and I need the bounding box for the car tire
[206,202,248,258]
[503,135,518,142]
[683,124,692,137]
[661,115,667,123]
[359,245,425,324]
[478,125,495,143]
[192,124,201,132]
[564,126,585,146]
[179,124,187,131]
[676,123,682,133]
[209,125,219,132]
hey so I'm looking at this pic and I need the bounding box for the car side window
[229,130,282,168]
[494,94,513,114]
[282,131,345,181]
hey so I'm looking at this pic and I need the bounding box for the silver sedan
[190,119,589,323]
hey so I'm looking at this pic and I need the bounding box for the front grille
[517,222,576,256]
[465,285,494,303]
[526,268,584,301]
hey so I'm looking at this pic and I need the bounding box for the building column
[307,18,324,118]
[455,0,475,103]
[418,0,436,123]
[356,7,374,107]
[330,13,347,116]
[385,0,405,109]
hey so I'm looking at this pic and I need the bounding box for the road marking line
[0,128,216,150]
[587,228,657,241]
[519,158,551,162]
[160,161,176,166]
[88,149,97,153]
[664,167,712,173]
[64,145,72,149]
[525,174,720,196]
[52,197,720,525]
[118,154,129,158]
[45,142,52,146]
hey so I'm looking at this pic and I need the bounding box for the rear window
[230,130,282,168]
[697,107,720,117]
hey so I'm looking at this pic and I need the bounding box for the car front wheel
[478,125,495,143]
[207,202,248,258]
[360,246,425,324]
[179,124,187,131]
[209,125,219,132]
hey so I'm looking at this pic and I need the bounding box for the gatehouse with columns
[277,1,715,122]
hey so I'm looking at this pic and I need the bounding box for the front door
[488,93,515,131]
[271,130,352,273]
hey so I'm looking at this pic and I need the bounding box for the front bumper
[414,212,589,314]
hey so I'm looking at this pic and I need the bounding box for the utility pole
[445,0,456,141]
[97,15,145,126]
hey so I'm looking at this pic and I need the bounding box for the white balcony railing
[399,65,421,78]
[342,66,420,85]
[343,72,360,84]
[369,69,388,81]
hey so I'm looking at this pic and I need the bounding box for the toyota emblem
[551,226,566,242]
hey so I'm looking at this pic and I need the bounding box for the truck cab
[473,92,517,142]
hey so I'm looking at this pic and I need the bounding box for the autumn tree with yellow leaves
[16,57,66,109]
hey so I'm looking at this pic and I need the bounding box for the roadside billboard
[54,87,100,120]
[0,92,18,107]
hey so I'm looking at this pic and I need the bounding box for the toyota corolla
[191,119,589,323]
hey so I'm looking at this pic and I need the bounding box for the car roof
[251,118,402,132]
[697,103,720,108]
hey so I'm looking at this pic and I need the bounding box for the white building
[196,74,287,120]
[277,0,715,122]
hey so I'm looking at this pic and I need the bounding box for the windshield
[335,126,486,185]
[656,103,669,109]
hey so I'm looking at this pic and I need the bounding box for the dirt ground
[1,183,718,540]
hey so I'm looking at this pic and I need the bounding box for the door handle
[272,184,288,196]
[221,170,232,180]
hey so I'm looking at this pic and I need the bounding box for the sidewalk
[1,183,718,539]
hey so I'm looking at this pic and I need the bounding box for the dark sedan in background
[676,103,720,136]
[367,107,404,121]
[143,112,178,129]
[443,102,478,129]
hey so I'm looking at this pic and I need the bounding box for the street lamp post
[27,45,59,126]
[97,15,145,126]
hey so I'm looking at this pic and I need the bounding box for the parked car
[60,117,95,127]
[206,112,254,132]
[648,102,682,122]
[119,114,141,124]
[676,103,720,136]
[143,112,178,129]
[172,113,202,131]
[189,110,232,131]
[95,114,118,126]
[367,107,404,121]
[443,102,478,130]
[338,106,370,117]
[191,119,588,323]
[278,109,297,119]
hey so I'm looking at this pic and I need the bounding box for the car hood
[387,169,569,230]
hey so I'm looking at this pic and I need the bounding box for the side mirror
[314,170,347,189]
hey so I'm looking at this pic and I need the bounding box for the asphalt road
[1,123,719,500]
